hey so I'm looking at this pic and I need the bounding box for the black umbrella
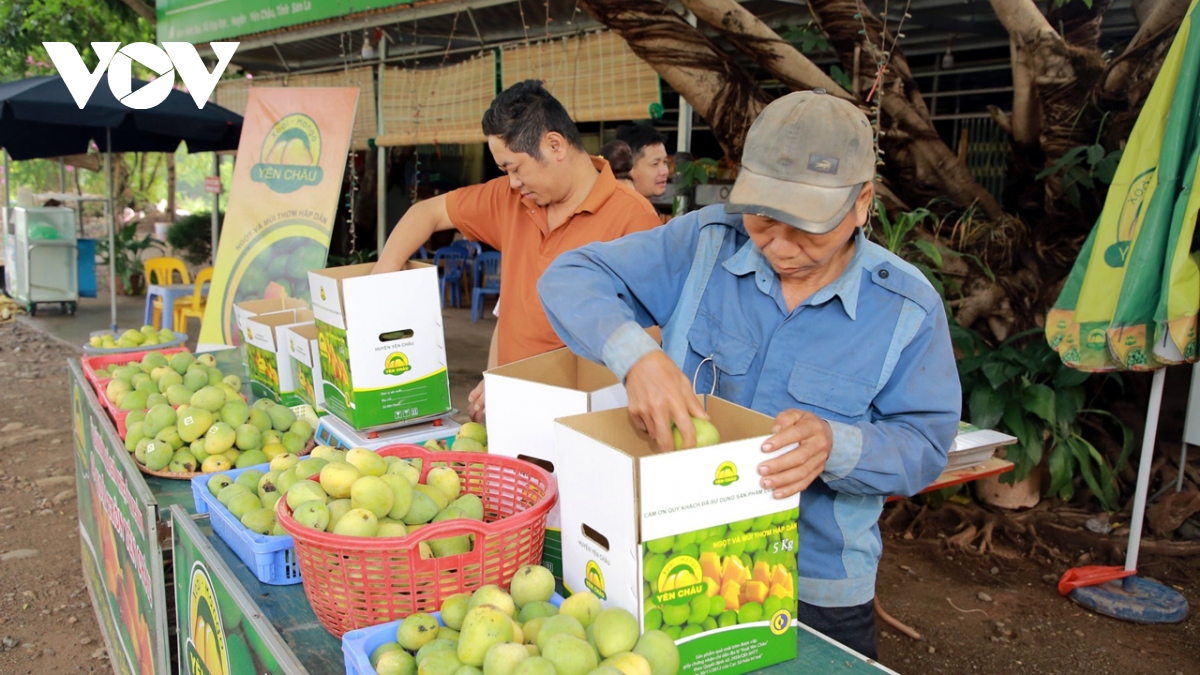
[0,75,242,158]
[0,75,243,328]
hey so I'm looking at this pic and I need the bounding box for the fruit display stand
[169,502,897,675]
[69,346,286,675]
[76,351,897,674]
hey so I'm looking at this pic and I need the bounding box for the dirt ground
[0,317,1197,674]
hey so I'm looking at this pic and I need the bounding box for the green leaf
[969,386,1005,430]
[1046,444,1074,499]
[1086,144,1105,165]
[1021,384,1056,425]
[1068,437,1106,507]
[913,240,943,267]
[1052,367,1090,388]
[982,361,1021,389]
[1054,387,1085,427]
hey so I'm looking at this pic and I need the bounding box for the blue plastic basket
[342,594,564,675]
[191,463,302,586]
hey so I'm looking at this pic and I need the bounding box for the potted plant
[954,327,1133,510]
[97,221,164,296]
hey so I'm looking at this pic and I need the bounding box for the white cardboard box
[242,308,314,406]
[283,322,325,413]
[485,348,628,582]
[307,262,450,429]
[233,297,309,340]
[556,397,799,675]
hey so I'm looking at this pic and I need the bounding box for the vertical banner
[198,87,359,351]
[72,362,167,675]
[171,507,303,675]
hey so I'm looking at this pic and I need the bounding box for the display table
[73,352,899,675]
[169,506,897,675]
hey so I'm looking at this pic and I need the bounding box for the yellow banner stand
[198,87,359,350]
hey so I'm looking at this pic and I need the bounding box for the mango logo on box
[252,113,324,194]
[384,352,412,376]
[584,561,607,600]
[655,556,706,605]
[320,286,326,302]
[185,561,229,675]
[714,461,739,487]
[246,327,254,340]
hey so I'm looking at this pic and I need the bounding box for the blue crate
[342,594,564,675]
[190,463,302,586]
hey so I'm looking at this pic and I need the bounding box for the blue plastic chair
[450,240,482,259]
[433,247,466,308]
[471,252,502,322]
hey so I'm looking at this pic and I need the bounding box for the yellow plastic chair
[145,257,191,329]
[174,267,213,334]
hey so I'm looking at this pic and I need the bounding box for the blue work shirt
[538,204,961,608]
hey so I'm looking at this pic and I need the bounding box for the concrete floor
[15,290,497,423]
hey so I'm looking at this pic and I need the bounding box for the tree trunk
[165,153,176,225]
[1102,0,1190,98]
[678,0,1004,218]
[990,0,1106,224]
[578,0,770,160]
[1045,0,1114,49]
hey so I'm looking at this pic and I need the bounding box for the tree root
[874,598,923,640]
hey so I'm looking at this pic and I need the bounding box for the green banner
[158,0,414,43]
[172,508,290,675]
[72,363,168,675]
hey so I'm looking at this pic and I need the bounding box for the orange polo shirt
[446,157,661,365]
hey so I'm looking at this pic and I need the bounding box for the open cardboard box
[283,322,324,413]
[241,308,314,405]
[233,297,309,340]
[308,262,450,430]
[556,397,799,675]
[485,348,627,582]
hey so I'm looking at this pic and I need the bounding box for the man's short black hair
[481,80,585,159]
[616,124,667,159]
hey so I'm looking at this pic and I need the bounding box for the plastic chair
[450,240,482,294]
[450,240,482,259]
[144,257,191,329]
[173,267,214,334]
[433,248,466,308]
[471,252,501,322]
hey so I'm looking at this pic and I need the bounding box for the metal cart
[9,206,78,315]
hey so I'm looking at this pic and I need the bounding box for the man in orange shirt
[373,80,661,420]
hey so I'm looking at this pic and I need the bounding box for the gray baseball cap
[726,89,875,234]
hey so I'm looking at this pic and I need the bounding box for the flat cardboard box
[308,262,451,430]
[232,296,309,339]
[242,308,314,405]
[556,397,799,675]
[485,348,628,582]
[283,322,325,413]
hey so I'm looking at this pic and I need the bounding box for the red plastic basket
[276,444,558,638]
[83,347,190,397]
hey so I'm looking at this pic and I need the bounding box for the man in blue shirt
[538,90,960,659]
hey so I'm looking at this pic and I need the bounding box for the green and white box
[242,308,313,406]
[556,397,799,675]
[484,348,627,583]
[307,262,451,430]
[283,322,325,413]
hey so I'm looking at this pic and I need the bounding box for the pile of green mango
[369,574,681,675]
